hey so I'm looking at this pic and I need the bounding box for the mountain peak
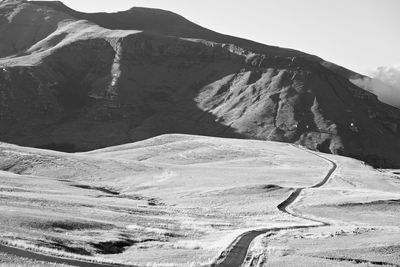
[1,0,400,168]
[126,6,182,16]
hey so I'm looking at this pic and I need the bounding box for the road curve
[0,146,336,267]
[211,145,337,267]
[0,243,127,267]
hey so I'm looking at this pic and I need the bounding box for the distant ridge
[0,0,400,168]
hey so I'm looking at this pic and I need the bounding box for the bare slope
[0,135,330,266]
[0,1,400,167]
[1,134,400,266]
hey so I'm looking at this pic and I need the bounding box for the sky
[43,0,399,76]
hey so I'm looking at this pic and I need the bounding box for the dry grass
[0,251,71,267]
[1,135,400,266]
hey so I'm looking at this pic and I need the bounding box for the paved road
[211,145,337,267]
[0,145,336,267]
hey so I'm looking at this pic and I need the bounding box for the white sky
[48,0,400,75]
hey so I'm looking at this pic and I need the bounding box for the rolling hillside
[1,134,400,266]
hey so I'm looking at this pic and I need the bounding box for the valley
[0,1,400,266]
[1,135,400,266]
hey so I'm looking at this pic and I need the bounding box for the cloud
[350,65,400,109]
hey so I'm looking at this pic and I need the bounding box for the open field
[242,153,400,267]
[1,134,400,266]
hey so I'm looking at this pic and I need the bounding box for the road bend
[211,145,337,267]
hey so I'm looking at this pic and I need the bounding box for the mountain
[0,0,399,168]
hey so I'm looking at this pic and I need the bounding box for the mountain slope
[0,0,399,167]
[28,0,320,59]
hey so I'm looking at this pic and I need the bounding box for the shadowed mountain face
[0,0,399,168]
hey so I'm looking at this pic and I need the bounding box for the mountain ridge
[0,0,400,168]
[27,0,323,59]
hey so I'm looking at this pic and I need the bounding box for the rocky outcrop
[0,1,400,168]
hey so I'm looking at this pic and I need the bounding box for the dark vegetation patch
[58,179,73,182]
[107,206,170,217]
[90,238,157,254]
[261,184,283,191]
[163,232,182,238]
[35,238,92,256]
[36,142,77,153]
[371,245,400,255]
[99,194,167,206]
[147,198,165,206]
[0,187,30,193]
[0,162,29,174]
[96,194,147,202]
[24,220,114,231]
[337,199,400,207]
[117,194,145,200]
[316,139,332,154]
[315,256,400,267]
[70,184,119,195]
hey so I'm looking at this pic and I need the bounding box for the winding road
[0,145,336,267]
[211,145,337,267]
